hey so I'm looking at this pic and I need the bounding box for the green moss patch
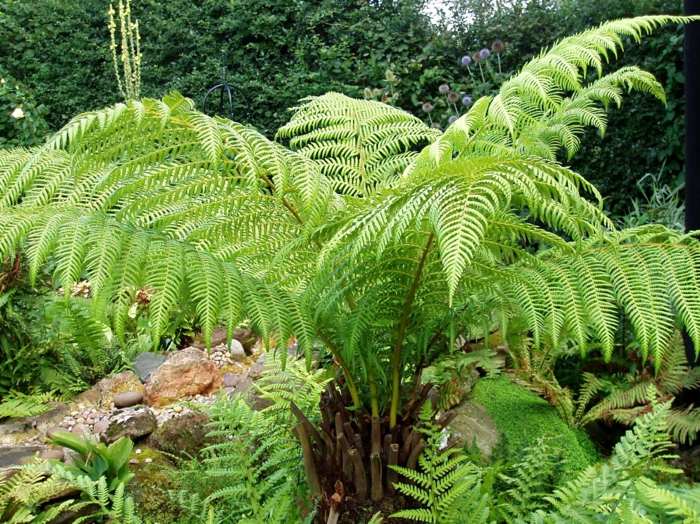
[471,376,599,476]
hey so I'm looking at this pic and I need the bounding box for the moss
[127,446,181,523]
[471,376,599,476]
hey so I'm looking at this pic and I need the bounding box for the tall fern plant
[1,14,699,515]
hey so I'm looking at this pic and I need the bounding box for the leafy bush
[0,0,434,136]
[440,0,686,215]
[0,68,49,147]
[471,377,599,477]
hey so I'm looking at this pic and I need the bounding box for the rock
[148,411,211,458]
[133,352,167,383]
[233,327,257,355]
[228,339,247,361]
[75,371,145,408]
[39,447,65,461]
[70,424,91,438]
[144,347,222,407]
[28,403,70,437]
[127,447,180,522]
[445,400,501,460]
[0,446,47,469]
[114,391,144,408]
[101,406,157,443]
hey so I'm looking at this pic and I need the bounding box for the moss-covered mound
[471,376,599,475]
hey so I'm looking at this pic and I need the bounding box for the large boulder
[144,347,222,407]
[445,400,501,460]
[75,371,144,409]
[127,447,180,523]
[148,411,211,458]
[101,406,157,443]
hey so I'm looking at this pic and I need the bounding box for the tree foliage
[0,16,698,428]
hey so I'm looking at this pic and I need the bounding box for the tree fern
[1,18,699,511]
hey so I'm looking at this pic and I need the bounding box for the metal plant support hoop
[203,65,234,120]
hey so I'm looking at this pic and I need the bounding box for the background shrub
[0,0,686,214]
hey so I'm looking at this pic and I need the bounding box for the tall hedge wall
[0,0,686,214]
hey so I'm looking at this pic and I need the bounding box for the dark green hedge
[0,0,436,136]
[0,0,686,214]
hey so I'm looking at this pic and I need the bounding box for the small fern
[0,390,57,419]
[529,402,697,523]
[390,405,491,524]
[176,358,323,523]
[494,437,563,521]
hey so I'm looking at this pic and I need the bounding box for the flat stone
[0,446,46,468]
[133,352,167,383]
[102,406,157,443]
[114,391,144,408]
[40,447,65,461]
[75,371,144,408]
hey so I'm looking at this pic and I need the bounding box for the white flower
[10,107,25,119]
[0,78,5,85]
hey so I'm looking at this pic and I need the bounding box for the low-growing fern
[176,358,324,524]
[390,405,491,523]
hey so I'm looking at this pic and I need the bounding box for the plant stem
[317,329,362,410]
[389,232,435,428]
[369,370,380,418]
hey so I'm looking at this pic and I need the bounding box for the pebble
[114,391,144,408]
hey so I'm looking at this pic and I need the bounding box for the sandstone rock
[445,400,501,460]
[145,347,222,407]
[75,371,144,408]
[114,391,144,408]
[102,406,157,443]
[133,352,167,383]
[148,411,211,458]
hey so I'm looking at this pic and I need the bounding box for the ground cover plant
[0,11,700,524]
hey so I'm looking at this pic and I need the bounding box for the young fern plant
[1,14,700,516]
[389,405,491,524]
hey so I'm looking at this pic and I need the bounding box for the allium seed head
[438,83,450,95]
[448,115,458,125]
[461,95,473,107]
[422,101,434,113]
[447,91,460,103]
[492,39,505,53]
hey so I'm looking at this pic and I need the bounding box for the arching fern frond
[277,92,440,197]
[420,16,690,167]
